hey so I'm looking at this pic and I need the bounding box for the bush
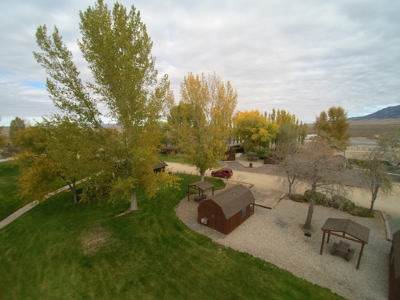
[332,195,356,212]
[349,206,374,218]
[257,150,266,159]
[304,190,326,204]
[289,194,304,202]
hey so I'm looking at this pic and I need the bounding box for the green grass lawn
[0,171,343,299]
[159,153,187,163]
[0,161,73,221]
[0,162,26,220]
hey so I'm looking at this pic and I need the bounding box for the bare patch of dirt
[81,227,110,255]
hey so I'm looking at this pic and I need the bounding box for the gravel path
[175,185,391,300]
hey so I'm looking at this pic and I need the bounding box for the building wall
[389,245,400,300]
[198,200,254,235]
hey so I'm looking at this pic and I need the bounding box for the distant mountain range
[348,105,400,121]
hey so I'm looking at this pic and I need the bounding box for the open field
[308,118,400,138]
[0,168,344,299]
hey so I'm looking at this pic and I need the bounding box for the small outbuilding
[197,185,255,235]
[224,150,236,161]
[165,148,175,156]
[153,161,168,173]
[264,152,279,164]
[389,230,400,300]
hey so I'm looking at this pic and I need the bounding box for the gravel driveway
[175,184,391,300]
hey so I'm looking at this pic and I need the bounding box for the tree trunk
[369,186,379,214]
[200,172,205,182]
[66,181,78,204]
[304,183,317,230]
[130,190,138,211]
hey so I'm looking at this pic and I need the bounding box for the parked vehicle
[211,168,233,178]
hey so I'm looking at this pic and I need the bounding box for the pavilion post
[320,231,326,255]
[356,243,365,270]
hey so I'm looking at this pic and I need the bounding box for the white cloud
[0,0,399,125]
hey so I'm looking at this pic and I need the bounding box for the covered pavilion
[319,218,370,269]
[187,181,215,202]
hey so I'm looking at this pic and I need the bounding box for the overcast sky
[1,0,399,125]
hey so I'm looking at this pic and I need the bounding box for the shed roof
[211,185,255,219]
[321,218,370,243]
[153,161,168,170]
[392,230,400,278]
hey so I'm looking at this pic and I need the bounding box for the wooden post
[320,231,326,255]
[327,232,331,244]
[356,243,365,270]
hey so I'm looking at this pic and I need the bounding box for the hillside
[348,104,400,121]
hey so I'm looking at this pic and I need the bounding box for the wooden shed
[389,230,400,300]
[197,185,255,235]
[264,152,279,164]
[165,148,175,156]
[153,161,168,173]
[224,150,236,161]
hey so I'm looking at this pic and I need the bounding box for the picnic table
[330,240,354,261]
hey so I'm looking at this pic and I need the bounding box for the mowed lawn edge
[0,170,344,300]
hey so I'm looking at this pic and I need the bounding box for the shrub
[289,194,304,202]
[304,190,326,204]
[349,206,374,218]
[257,150,266,159]
[332,195,356,212]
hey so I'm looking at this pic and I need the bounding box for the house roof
[211,185,255,219]
[392,230,400,278]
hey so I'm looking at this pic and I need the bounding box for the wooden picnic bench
[330,240,354,262]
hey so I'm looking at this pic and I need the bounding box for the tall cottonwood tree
[314,106,350,152]
[33,0,179,210]
[233,110,279,152]
[9,117,26,143]
[169,73,237,181]
[267,109,307,145]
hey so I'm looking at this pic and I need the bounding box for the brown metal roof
[211,185,255,219]
[321,218,370,243]
[153,160,168,170]
[392,230,400,278]
[188,181,214,190]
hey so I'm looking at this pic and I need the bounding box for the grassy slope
[0,162,25,220]
[0,173,343,300]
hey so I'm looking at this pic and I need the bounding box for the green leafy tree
[314,106,350,152]
[0,116,6,149]
[9,117,26,143]
[159,121,173,150]
[169,72,237,181]
[233,110,278,152]
[267,109,308,146]
[15,117,105,204]
[33,0,179,210]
